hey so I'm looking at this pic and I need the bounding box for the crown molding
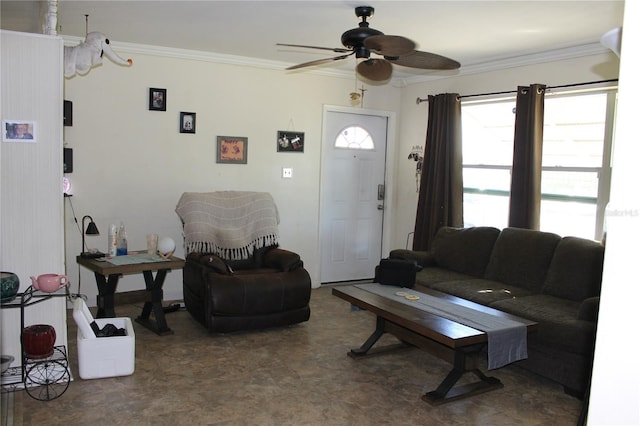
[399,42,613,86]
[62,35,348,80]
[62,35,612,87]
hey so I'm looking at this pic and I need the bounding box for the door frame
[318,104,397,282]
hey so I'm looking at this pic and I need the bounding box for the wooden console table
[76,253,185,336]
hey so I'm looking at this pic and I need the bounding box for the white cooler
[73,298,135,379]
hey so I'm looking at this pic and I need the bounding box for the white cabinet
[1,30,66,360]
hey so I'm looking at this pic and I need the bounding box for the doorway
[320,106,391,284]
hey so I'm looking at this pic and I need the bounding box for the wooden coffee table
[332,285,537,405]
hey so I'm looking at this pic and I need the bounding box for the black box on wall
[63,148,73,173]
[64,100,72,126]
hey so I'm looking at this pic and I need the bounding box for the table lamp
[81,215,105,258]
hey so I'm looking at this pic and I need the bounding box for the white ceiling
[0,1,625,84]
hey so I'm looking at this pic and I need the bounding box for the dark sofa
[390,226,604,397]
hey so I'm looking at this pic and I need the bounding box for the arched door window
[335,126,374,150]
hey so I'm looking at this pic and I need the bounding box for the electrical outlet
[282,167,293,178]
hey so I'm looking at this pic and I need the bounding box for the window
[461,89,615,240]
[335,126,374,150]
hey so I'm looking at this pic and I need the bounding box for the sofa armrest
[389,249,436,267]
[263,248,303,271]
[578,296,600,322]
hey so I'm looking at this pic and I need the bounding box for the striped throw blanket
[175,191,279,260]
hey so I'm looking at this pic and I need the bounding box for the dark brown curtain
[508,84,546,230]
[413,93,463,251]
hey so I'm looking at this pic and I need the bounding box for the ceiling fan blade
[356,59,393,81]
[387,50,460,70]
[286,53,354,70]
[277,43,352,53]
[363,35,416,57]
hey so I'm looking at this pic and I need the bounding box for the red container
[22,324,56,359]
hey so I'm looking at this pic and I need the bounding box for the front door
[320,107,388,283]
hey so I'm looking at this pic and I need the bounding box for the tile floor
[5,285,582,425]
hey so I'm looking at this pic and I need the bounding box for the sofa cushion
[490,294,580,324]
[414,267,477,288]
[484,227,561,292]
[541,237,604,302]
[390,249,436,267]
[427,279,534,306]
[431,226,501,277]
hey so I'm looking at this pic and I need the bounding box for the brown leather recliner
[177,191,312,333]
[183,245,312,333]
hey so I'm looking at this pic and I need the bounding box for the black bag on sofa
[374,258,421,288]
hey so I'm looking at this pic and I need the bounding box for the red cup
[22,324,56,359]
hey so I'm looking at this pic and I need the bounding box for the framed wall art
[217,136,248,164]
[277,131,304,152]
[180,112,196,133]
[149,88,166,111]
[3,120,36,143]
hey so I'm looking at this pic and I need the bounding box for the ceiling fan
[277,6,460,82]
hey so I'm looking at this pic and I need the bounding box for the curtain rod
[415,78,619,104]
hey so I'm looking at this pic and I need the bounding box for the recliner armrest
[187,252,232,275]
[389,249,436,267]
[263,248,303,271]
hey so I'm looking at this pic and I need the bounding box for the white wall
[63,47,402,304]
[1,30,66,359]
[589,1,640,424]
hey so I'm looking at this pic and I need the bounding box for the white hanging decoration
[64,32,133,78]
[63,16,132,78]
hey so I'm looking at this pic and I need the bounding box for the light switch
[282,167,293,178]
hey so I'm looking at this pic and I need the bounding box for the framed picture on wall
[2,120,36,143]
[149,88,166,111]
[216,136,248,164]
[180,112,196,133]
[277,131,304,152]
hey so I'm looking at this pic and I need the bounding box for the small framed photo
[3,120,36,143]
[277,131,304,152]
[180,112,196,133]
[217,136,248,164]
[149,88,166,111]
